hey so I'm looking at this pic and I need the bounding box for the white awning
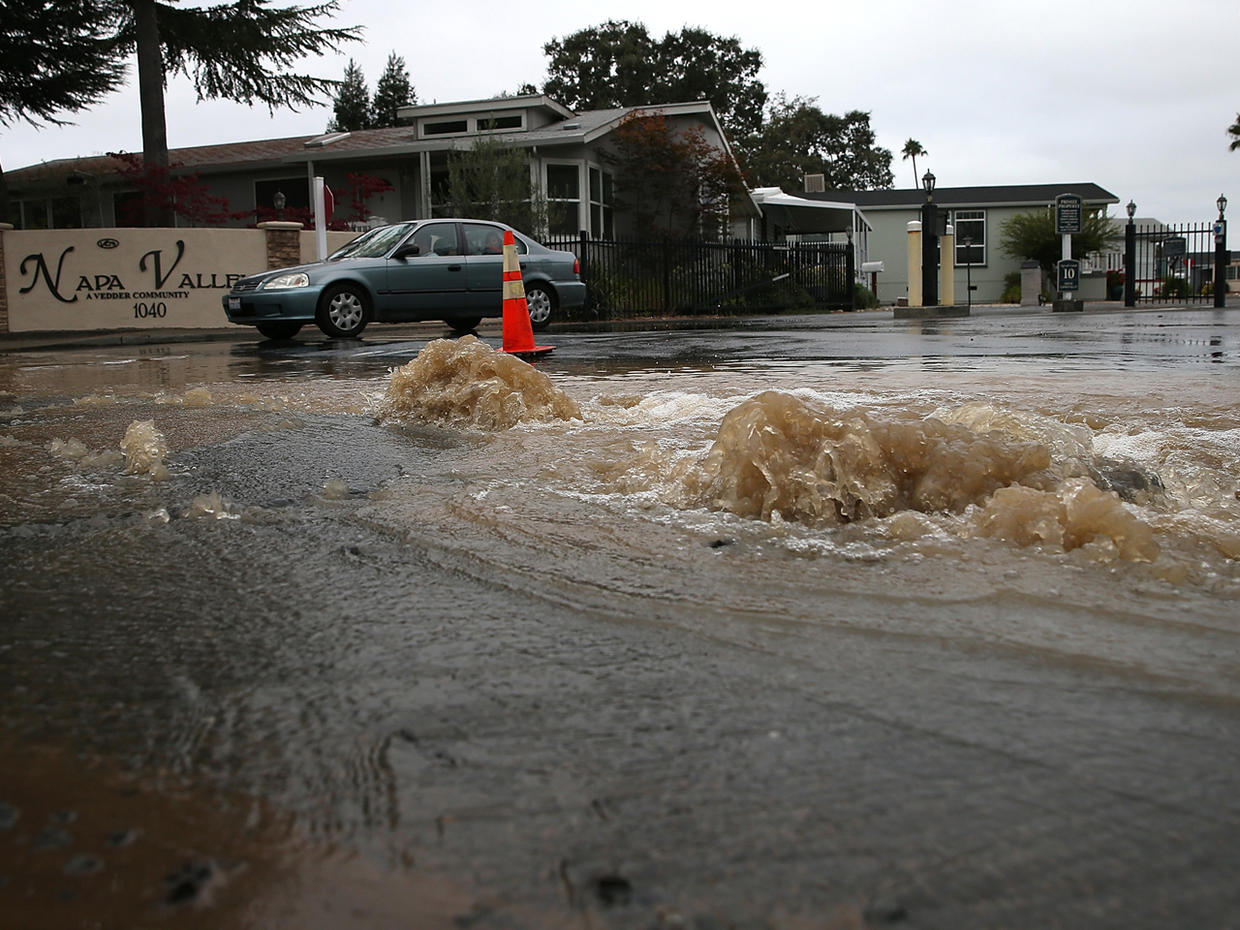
[750,187,872,235]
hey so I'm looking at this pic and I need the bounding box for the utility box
[1020,260,1042,306]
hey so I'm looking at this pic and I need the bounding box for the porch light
[1126,199,1136,221]
[274,190,286,219]
[1218,193,1228,219]
[922,171,935,199]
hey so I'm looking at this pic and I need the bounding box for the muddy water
[2,309,1239,929]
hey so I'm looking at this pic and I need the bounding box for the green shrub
[1159,276,1191,298]
[853,283,878,309]
[1001,271,1021,303]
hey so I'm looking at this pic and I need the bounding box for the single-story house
[4,94,764,240]
[796,183,1121,303]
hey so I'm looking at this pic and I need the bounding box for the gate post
[1214,194,1228,309]
[1123,214,1136,307]
[845,233,856,310]
[906,220,923,307]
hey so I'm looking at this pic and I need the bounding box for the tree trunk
[134,0,174,227]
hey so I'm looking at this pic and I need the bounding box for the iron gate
[1127,222,1221,304]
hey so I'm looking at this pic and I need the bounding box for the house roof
[8,99,735,184]
[800,183,1120,210]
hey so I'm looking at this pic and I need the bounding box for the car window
[410,223,460,257]
[464,224,506,256]
[330,223,416,260]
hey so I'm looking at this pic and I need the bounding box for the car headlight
[260,272,310,290]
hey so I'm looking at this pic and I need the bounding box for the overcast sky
[4,0,1236,224]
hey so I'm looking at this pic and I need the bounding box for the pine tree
[115,0,361,225]
[0,0,128,218]
[371,52,415,129]
[328,59,371,132]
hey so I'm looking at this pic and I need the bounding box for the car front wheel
[525,284,556,331]
[317,284,370,338]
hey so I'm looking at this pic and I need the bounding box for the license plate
[228,296,241,311]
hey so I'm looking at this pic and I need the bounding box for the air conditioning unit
[803,174,825,193]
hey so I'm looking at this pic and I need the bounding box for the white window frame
[544,161,582,237]
[952,209,987,266]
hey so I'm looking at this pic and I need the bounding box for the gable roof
[7,98,738,188]
[800,183,1119,210]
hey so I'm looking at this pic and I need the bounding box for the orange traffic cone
[500,230,554,360]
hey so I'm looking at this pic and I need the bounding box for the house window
[113,191,145,227]
[255,177,309,216]
[953,210,986,265]
[478,114,523,132]
[423,119,468,137]
[428,150,451,217]
[545,163,580,236]
[588,167,613,238]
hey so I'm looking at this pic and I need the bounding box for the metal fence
[1129,222,1221,303]
[544,234,855,320]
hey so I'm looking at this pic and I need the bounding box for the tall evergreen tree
[371,52,415,129]
[542,21,767,139]
[0,0,128,219]
[328,59,371,131]
[737,95,894,192]
[110,0,361,224]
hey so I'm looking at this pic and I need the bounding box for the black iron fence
[1127,222,1222,303]
[544,234,855,320]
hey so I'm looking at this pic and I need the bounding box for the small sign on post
[1055,194,1083,234]
[1057,259,1080,293]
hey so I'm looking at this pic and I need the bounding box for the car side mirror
[392,243,422,260]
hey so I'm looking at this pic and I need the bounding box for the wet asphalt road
[2,305,1239,929]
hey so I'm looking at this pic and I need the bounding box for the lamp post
[1123,199,1137,307]
[961,234,973,310]
[274,190,286,221]
[1214,193,1228,309]
[921,170,938,307]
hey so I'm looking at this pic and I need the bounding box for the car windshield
[328,223,416,260]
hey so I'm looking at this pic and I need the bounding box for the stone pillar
[0,223,12,334]
[907,220,923,307]
[1020,260,1042,307]
[939,223,955,308]
[258,221,304,270]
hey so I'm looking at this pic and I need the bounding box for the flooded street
[2,306,1239,929]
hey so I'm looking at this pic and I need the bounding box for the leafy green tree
[1000,207,1121,280]
[371,52,415,129]
[737,95,894,192]
[329,59,371,131]
[1228,112,1240,151]
[0,0,128,220]
[113,0,361,225]
[542,21,767,138]
[901,138,927,187]
[606,112,747,238]
[445,136,547,235]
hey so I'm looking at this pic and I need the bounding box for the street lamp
[274,190,286,220]
[1214,194,1228,308]
[1123,199,1137,307]
[961,235,974,310]
[921,171,938,305]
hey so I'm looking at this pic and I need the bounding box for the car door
[463,222,525,311]
[381,222,467,319]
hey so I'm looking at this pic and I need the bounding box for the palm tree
[1229,113,1240,151]
[901,138,927,187]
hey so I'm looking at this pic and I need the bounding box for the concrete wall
[0,224,355,333]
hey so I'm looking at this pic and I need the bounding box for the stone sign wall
[0,224,355,333]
